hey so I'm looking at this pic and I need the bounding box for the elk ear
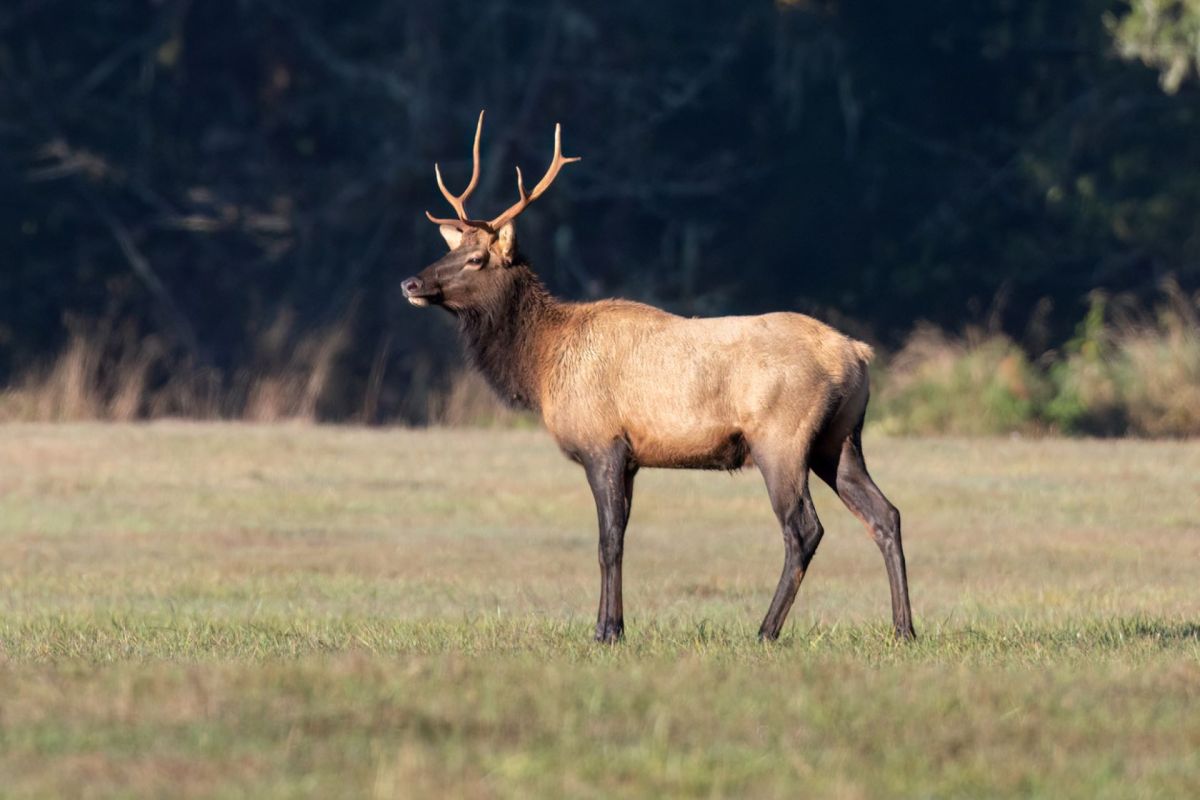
[495,222,517,264]
[439,225,464,250]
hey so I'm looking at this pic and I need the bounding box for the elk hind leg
[757,453,824,641]
[815,430,915,640]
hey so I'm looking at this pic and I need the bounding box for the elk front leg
[582,440,636,643]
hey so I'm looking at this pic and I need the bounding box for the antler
[425,112,580,233]
[425,110,488,230]
[487,123,581,231]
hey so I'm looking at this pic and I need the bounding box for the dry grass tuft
[241,310,352,422]
[426,369,535,427]
[0,313,352,423]
[0,318,163,423]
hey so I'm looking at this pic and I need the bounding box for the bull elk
[402,111,914,643]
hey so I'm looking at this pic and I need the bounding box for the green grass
[1,424,1198,797]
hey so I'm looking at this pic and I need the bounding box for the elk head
[401,110,580,313]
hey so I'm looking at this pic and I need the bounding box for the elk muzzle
[401,276,438,307]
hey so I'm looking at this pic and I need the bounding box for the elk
[402,111,914,643]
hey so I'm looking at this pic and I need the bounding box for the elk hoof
[594,620,624,643]
[757,622,782,642]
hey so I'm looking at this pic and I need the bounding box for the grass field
[1,424,1198,797]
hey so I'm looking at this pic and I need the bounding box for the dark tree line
[1,0,1197,419]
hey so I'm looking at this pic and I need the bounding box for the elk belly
[628,426,752,471]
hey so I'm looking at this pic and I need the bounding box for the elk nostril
[402,278,422,295]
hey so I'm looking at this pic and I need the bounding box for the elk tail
[851,339,875,364]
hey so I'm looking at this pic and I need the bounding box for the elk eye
[464,253,485,270]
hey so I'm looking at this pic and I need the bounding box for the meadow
[1,423,1198,797]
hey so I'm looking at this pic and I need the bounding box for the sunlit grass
[1,424,1198,797]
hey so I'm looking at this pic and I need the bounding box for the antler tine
[488,123,581,231]
[513,167,528,203]
[426,110,485,227]
[424,210,494,230]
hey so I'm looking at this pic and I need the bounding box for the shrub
[869,324,1048,436]
[1049,284,1200,436]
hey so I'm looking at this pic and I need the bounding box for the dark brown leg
[814,429,915,640]
[583,440,636,643]
[757,455,824,641]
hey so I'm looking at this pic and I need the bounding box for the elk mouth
[402,278,441,307]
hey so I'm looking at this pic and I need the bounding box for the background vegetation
[2,0,1198,431]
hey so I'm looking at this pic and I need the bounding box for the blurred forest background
[1,0,1198,433]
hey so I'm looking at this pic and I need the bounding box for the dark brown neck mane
[456,264,563,411]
